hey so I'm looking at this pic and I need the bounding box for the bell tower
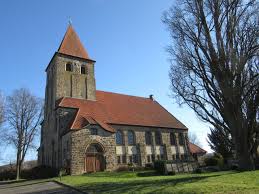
[45,25,96,109]
[39,25,96,167]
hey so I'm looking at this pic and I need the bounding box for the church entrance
[85,143,105,173]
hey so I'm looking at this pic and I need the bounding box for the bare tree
[163,0,259,170]
[188,131,202,147]
[4,88,43,180]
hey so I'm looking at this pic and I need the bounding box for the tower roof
[58,25,90,60]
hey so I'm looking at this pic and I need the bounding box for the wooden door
[95,155,101,172]
[85,155,95,172]
[85,154,104,172]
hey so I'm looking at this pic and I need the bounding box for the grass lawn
[57,170,259,194]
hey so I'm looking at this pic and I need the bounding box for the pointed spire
[58,24,90,60]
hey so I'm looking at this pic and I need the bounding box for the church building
[38,25,191,175]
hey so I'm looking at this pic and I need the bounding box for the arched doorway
[85,143,105,173]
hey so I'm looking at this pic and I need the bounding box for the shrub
[231,164,239,170]
[0,169,16,181]
[116,165,129,172]
[168,170,176,175]
[0,165,58,180]
[204,157,218,166]
[194,168,202,174]
[22,165,58,179]
[154,160,167,175]
[145,163,154,169]
[204,153,224,168]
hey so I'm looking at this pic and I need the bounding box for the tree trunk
[16,152,21,180]
[237,150,255,171]
[235,135,255,171]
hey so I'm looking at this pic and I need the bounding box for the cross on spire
[68,16,72,26]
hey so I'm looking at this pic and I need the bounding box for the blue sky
[0,0,211,164]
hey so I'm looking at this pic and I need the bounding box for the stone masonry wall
[54,54,96,101]
[70,126,116,175]
[111,124,189,168]
[39,53,96,169]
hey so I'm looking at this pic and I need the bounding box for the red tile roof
[189,142,207,154]
[58,25,91,60]
[58,90,188,132]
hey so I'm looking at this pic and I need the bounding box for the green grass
[57,170,259,194]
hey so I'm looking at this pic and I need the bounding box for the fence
[165,161,198,173]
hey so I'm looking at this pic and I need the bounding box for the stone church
[38,25,192,175]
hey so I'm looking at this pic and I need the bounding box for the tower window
[66,63,72,72]
[81,66,87,74]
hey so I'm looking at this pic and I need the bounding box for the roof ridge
[96,90,151,100]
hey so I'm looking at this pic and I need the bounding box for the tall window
[179,133,185,145]
[128,130,135,145]
[170,132,176,145]
[81,66,87,74]
[145,131,152,145]
[155,131,162,145]
[66,63,72,71]
[116,130,124,145]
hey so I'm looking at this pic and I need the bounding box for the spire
[58,24,90,60]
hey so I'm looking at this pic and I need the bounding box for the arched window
[66,63,72,72]
[155,131,162,145]
[179,133,185,145]
[145,131,152,145]
[128,130,135,145]
[116,130,124,145]
[81,66,87,74]
[170,132,176,145]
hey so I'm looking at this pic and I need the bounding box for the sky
[0,0,211,164]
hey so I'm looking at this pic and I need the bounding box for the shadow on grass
[137,171,160,177]
[76,173,224,194]
[81,171,140,179]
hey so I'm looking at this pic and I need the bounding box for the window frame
[145,131,152,145]
[178,133,185,145]
[155,131,162,145]
[170,132,176,145]
[116,130,124,145]
[127,130,135,145]
[65,63,73,72]
[80,65,87,74]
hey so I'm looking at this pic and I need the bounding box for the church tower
[40,25,96,167]
[45,24,96,107]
